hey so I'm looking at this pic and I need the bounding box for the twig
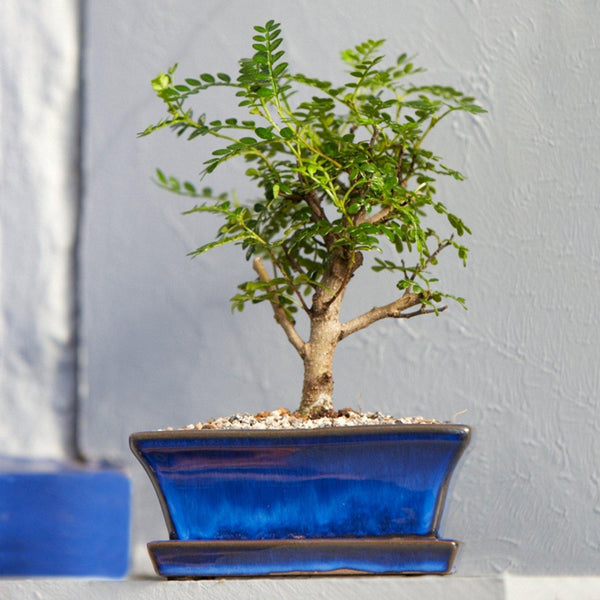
[395,145,405,181]
[368,127,380,150]
[409,235,454,282]
[252,257,306,358]
[273,246,311,315]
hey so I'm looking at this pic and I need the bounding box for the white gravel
[166,408,440,431]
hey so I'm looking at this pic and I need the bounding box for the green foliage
[141,20,485,318]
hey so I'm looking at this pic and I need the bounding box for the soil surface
[167,407,441,431]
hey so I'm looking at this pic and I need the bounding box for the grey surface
[80,0,600,576]
[4,576,600,600]
[0,577,506,600]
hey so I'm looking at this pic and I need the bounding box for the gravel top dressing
[165,408,441,431]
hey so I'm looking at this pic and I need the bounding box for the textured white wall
[2,0,598,578]
[0,0,80,458]
[80,0,600,575]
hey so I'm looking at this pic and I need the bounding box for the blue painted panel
[0,458,130,578]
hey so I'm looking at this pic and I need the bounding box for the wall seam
[72,0,87,461]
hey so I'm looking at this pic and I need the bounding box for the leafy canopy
[140,20,485,320]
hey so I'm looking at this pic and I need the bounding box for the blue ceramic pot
[130,424,470,577]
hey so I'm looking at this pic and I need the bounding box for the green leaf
[447,213,466,236]
[462,103,487,114]
[189,233,249,257]
[256,87,274,98]
[273,62,288,76]
[151,72,170,92]
[255,127,273,139]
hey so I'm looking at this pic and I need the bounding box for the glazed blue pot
[130,424,470,577]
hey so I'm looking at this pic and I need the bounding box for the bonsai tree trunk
[254,241,433,416]
[298,247,356,415]
[300,302,342,415]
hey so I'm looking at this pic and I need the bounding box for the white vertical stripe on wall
[0,0,80,458]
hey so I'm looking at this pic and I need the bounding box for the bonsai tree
[140,20,485,417]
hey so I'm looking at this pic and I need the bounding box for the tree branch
[401,148,418,187]
[356,205,393,225]
[409,235,454,282]
[252,257,307,358]
[338,292,446,341]
[322,248,363,310]
[368,127,380,150]
[304,189,327,220]
[395,144,405,181]
[269,247,311,315]
[291,187,336,249]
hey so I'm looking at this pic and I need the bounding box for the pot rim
[130,422,470,443]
